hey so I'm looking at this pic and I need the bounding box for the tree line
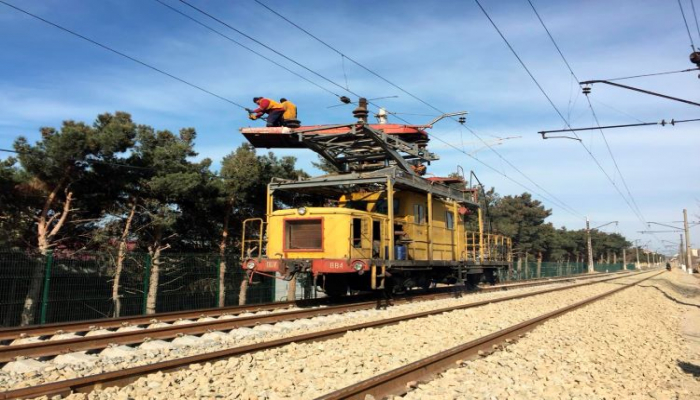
[0,112,305,323]
[0,112,657,324]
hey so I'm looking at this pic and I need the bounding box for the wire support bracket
[539,118,700,139]
[578,80,700,108]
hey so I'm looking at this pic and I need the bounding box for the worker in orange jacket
[246,97,285,127]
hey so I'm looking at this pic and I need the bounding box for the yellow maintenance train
[240,100,511,296]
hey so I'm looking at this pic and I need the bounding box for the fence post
[142,254,151,315]
[39,250,53,325]
[215,256,221,308]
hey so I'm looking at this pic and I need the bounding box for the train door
[350,216,372,259]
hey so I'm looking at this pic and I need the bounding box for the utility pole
[684,209,693,272]
[586,217,594,273]
[622,248,627,270]
[635,245,640,269]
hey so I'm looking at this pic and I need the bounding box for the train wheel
[466,273,483,287]
[484,269,499,285]
[323,274,348,297]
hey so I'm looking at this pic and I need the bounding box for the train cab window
[413,204,425,224]
[372,220,381,258]
[346,200,367,211]
[376,199,400,215]
[446,211,454,230]
[352,218,362,248]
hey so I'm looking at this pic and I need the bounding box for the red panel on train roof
[239,124,429,148]
[426,177,465,184]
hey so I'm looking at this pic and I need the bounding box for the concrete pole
[623,248,627,270]
[586,217,594,273]
[635,246,640,269]
[684,209,693,273]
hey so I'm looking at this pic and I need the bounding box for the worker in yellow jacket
[280,98,297,126]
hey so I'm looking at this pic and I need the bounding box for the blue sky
[1,0,699,253]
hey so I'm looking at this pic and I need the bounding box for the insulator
[458,116,466,124]
[352,97,369,122]
[690,51,700,67]
[340,96,352,104]
[582,86,591,95]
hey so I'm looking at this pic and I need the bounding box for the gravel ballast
[402,270,700,400]
[0,275,622,392]
[48,273,656,399]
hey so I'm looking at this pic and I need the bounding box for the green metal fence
[497,261,635,282]
[0,248,638,327]
[0,249,275,327]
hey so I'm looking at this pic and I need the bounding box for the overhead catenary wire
[538,117,700,134]
[530,0,649,226]
[692,0,700,42]
[591,99,646,123]
[162,0,582,217]
[525,0,648,224]
[477,0,649,227]
[524,0,673,248]
[252,0,585,219]
[2,0,583,220]
[0,0,248,110]
[594,67,700,82]
[169,0,398,118]
[251,0,458,123]
[153,0,341,98]
[0,145,579,220]
[678,0,697,51]
[175,0,352,100]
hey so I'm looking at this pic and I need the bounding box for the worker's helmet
[253,97,262,103]
[280,98,287,102]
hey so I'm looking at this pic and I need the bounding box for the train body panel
[241,168,512,294]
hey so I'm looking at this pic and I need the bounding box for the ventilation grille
[285,219,322,250]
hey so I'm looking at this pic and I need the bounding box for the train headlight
[352,261,365,271]
[246,260,256,270]
[297,207,307,215]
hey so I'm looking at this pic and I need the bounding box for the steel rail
[0,285,468,342]
[0,272,629,361]
[0,300,305,342]
[315,270,663,400]
[0,271,620,343]
[0,270,645,400]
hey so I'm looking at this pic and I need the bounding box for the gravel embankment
[0,276,622,391]
[402,270,700,400]
[53,273,652,399]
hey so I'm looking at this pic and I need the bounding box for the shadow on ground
[678,361,700,377]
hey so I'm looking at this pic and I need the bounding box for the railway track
[0,271,628,363]
[317,270,664,400]
[0,270,622,344]
[0,270,644,400]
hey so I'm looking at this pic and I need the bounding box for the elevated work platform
[240,123,429,148]
[240,122,437,175]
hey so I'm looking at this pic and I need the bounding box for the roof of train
[239,123,429,148]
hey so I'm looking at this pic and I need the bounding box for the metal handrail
[241,218,265,260]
